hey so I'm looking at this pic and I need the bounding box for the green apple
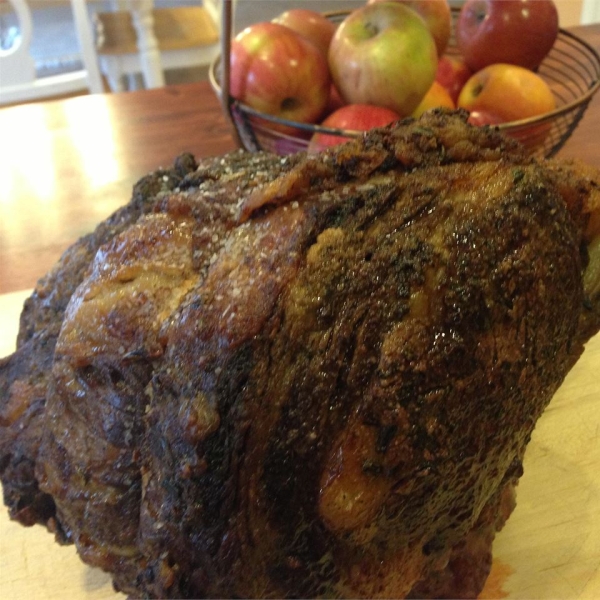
[328,2,438,117]
[368,0,452,56]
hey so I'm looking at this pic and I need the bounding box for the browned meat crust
[0,154,201,530]
[1,110,599,598]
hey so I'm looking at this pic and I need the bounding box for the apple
[324,83,347,117]
[272,8,337,57]
[368,0,452,56]
[466,106,550,152]
[328,2,438,117]
[467,110,504,127]
[412,81,455,118]
[230,22,330,127]
[456,0,559,72]
[458,63,556,122]
[308,104,401,153]
[435,55,473,104]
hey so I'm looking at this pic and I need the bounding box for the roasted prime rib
[1,111,599,598]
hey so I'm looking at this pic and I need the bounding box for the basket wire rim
[211,2,600,145]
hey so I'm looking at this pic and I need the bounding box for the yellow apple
[412,81,455,118]
[458,63,556,122]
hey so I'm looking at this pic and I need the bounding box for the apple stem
[365,21,379,39]
[472,83,484,98]
[473,5,487,25]
[281,97,301,112]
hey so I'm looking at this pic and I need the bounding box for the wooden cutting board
[1,290,599,599]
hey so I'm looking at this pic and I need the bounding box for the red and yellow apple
[435,55,473,104]
[458,63,556,122]
[412,81,455,118]
[272,8,337,57]
[456,0,559,72]
[368,0,452,56]
[230,22,330,127]
[308,104,401,153]
[328,2,438,117]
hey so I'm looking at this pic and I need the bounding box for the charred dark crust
[1,110,598,599]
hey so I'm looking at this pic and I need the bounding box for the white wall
[555,0,584,26]
[581,0,600,24]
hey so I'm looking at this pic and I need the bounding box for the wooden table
[1,23,599,599]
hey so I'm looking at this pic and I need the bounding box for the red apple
[458,63,556,122]
[467,110,504,127]
[272,8,337,57]
[435,55,473,104]
[308,104,401,153]
[368,0,452,56]
[467,110,551,151]
[324,83,347,117]
[456,0,559,72]
[328,2,438,117]
[230,22,330,127]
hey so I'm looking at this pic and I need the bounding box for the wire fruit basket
[209,3,600,158]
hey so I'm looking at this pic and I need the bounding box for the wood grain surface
[0,83,236,296]
[1,23,599,599]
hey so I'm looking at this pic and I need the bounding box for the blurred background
[0,0,597,106]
